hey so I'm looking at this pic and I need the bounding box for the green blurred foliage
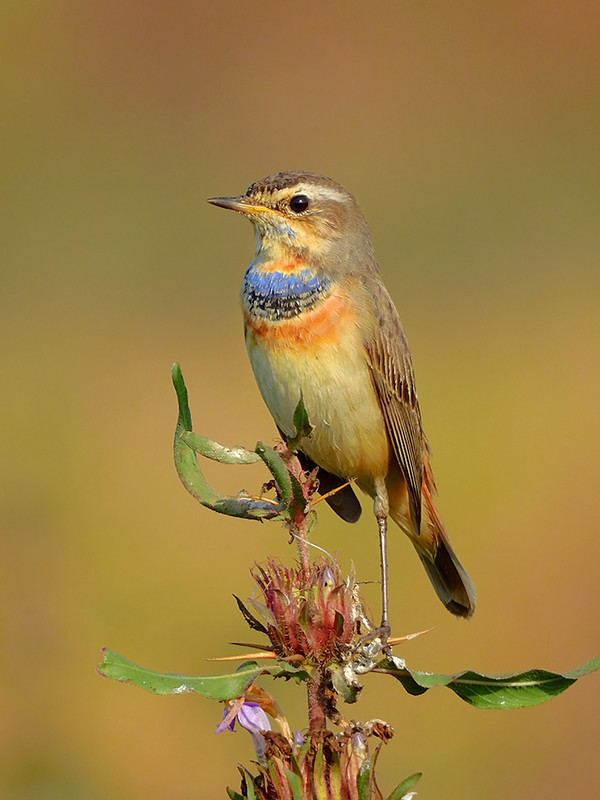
[1,2,599,798]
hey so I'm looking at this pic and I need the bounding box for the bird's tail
[390,471,476,619]
[414,534,476,619]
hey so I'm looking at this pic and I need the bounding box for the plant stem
[307,668,328,731]
[295,516,311,581]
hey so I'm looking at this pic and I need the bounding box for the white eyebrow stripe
[307,185,349,203]
[269,183,349,205]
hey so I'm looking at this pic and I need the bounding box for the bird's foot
[352,622,391,672]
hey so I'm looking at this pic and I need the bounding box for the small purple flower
[350,731,367,761]
[216,700,271,763]
[293,730,306,748]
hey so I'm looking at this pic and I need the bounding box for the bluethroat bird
[208,171,476,627]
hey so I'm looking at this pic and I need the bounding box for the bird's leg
[377,513,390,632]
[352,485,391,665]
[373,486,391,640]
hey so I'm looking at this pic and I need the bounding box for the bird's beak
[207,195,269,215]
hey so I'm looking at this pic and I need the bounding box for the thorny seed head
[248,557,359,666]
[228,725,401,800]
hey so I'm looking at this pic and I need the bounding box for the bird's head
[208,171,376,271]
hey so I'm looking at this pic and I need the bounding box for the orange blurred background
[2,2,600,798]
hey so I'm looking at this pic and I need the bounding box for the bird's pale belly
[244,300,390,483]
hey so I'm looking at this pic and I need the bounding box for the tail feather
[416,537,476,619]
[415,464,476,618]
[389,464,476,618]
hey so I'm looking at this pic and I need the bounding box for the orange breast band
[245,292,355,349]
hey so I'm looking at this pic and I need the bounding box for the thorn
[206,651,277,662]
[387,626,437,647]
[312,477,357,506]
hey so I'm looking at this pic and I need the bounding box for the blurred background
[2,2,599,797]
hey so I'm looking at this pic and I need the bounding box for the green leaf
[289,470,309,513]
[240,769,258,800]
[273,662,311,684]
[233,594,269,634]
[357,761,371,800]
[377,653,600,709]
[255,441,292,509]
[172,361,192,432]
[98,650,309,699]
[286,394,313,451]
[326,748,342,799]
[563,651,600,680]
[385,772,422,800]
[171,364,315,524]
[98,650,263,699]
[171,363,280,521]
[284,769,303,800]
[313,747,328,800]
[181,430,261,465]
[229,767,254,800]
[330,664,361,704]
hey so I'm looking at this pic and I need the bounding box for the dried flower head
[227,725,408,800]
[246,557,359,666]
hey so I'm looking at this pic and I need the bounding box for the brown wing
[365,286,425,533]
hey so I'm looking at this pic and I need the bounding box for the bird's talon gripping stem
[354,623,392,666]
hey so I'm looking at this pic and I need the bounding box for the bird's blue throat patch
[242,265,331,320]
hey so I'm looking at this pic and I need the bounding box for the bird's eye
[289,194,310,213]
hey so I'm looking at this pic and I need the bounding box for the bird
[208,171,476,627]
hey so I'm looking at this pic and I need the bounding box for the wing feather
[365,288,424,532]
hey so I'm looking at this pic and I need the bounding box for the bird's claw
[352,623,391,672]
